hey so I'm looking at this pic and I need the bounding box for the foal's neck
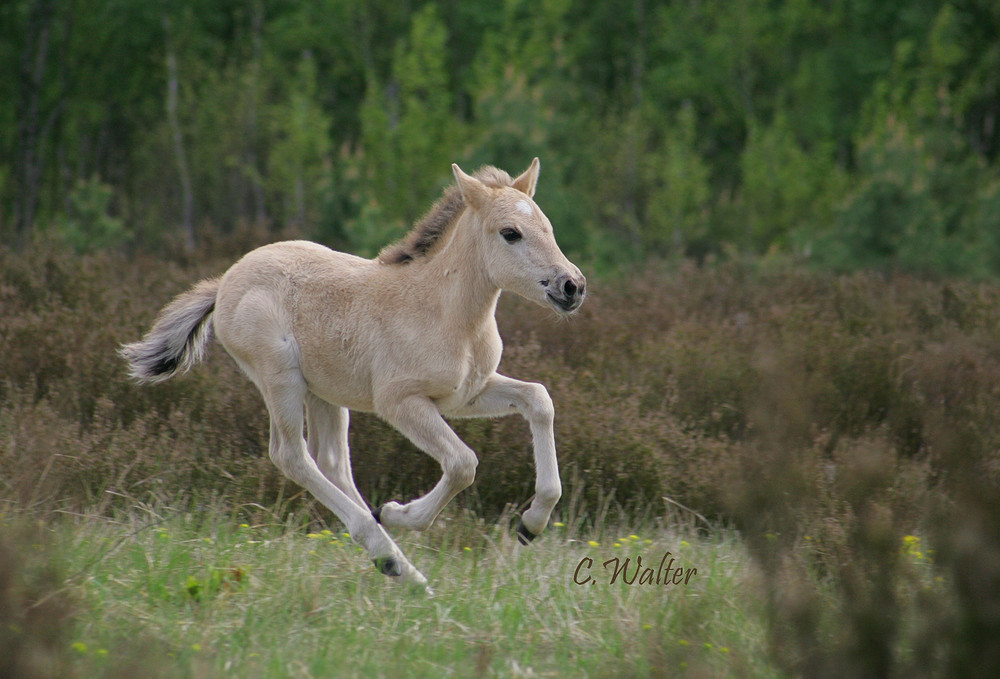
[420,213,501,330]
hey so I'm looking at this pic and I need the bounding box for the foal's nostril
[563,279,577,298]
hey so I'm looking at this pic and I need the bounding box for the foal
[121,159,586,591]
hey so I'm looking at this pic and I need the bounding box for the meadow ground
[3,244,1000,677]
[3,506,791,679]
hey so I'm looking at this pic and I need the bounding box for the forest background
[5,2,1000,676]
[3,0,1000,275]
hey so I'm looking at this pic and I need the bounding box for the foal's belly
[296,343,379,413]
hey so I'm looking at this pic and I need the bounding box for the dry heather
[4,243,1000,675]
[2,245,1000,526]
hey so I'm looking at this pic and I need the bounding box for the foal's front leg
[373,394,479,532]
[452,374,562,544]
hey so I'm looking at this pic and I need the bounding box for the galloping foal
[121,159,586,592]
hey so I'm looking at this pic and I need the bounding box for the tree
[11,0,62,245]
[741,112,847,255]
[266,52,333,230]
[163,14,195,250]
[359,3,464,227]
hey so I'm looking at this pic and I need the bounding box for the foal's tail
[120,277,221,384]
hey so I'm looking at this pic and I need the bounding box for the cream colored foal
[121,159,586,591]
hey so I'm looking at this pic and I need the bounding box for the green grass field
[4,507,783,678]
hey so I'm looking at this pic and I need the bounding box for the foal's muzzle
[545,273,587,313]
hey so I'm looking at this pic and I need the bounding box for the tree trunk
[13,0,56,245]
[246,0,268,225]
[163,15,196,251]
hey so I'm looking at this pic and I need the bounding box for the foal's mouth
[546,291,584,314]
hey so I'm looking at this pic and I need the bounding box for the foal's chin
[543,295,584,318]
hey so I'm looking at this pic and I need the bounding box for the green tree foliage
[1,0,1000,276]
[813,2,1000,276]
[822,116,987,276]
[741,112,847,255]
[643,104,714,257]
[266,52,333,230]
[52,176,130,253]
[359,3,463,227]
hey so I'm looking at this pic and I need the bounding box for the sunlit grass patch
[13,507,780,679]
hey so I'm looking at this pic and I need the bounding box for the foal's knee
[445,447,478,489]
[536,483,562,509]
[269,440,311,486]
[525,383,555,424]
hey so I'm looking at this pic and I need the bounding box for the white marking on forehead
[515,200,532,216]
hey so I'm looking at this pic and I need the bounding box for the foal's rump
[212,241,377,410]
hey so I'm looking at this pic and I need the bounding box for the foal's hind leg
[263,374,428,589]
[305,393,368,511]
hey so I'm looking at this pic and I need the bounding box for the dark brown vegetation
[3,240,1000,676]
[0,522,76,679]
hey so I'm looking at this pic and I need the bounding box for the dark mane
[378,166,515,265]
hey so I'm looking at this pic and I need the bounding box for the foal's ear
[511,157,540,198]
[452,164,490,209]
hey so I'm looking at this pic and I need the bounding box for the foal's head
[453,158,586,315]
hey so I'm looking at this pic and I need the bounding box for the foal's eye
[500,228,522,243]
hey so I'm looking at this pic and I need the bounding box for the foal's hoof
[372,505,384,525]
[516,520,537,546]
[372,556,403,577]
[372,556,434,596]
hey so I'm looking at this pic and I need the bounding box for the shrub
[0,522,77,679]
[4,242,1000,675]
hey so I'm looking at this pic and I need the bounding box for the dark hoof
[372,556,402,577]
[516,520,537,546]
[372,505,384,525]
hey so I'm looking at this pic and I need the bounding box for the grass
[5,507,781,679]
[4,243,1000,676]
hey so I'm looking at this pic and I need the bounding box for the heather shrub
[2,244,999,528]
[0,521,77,679]
[4,241,1000,675]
